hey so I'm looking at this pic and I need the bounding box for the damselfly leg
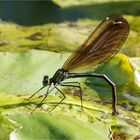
[48,86,66,113]
[31,85,54,113]
[59,82,83,110]
[28,86,45,100]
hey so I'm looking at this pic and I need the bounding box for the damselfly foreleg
[32,85,55,112]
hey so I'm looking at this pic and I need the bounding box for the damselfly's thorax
[42,69,68,86]
[50,69,68,85]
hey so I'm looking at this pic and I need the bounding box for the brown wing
[62,15,130,72]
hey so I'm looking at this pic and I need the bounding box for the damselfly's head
[42,75,50,86]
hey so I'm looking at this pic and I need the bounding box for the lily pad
[9,113,110,140]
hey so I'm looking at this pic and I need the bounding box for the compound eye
[43,75,49,86]
[44,75,49,80]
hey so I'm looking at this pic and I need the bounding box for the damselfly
[29,15,130,115]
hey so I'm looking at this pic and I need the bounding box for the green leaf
[10,113,110,140]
